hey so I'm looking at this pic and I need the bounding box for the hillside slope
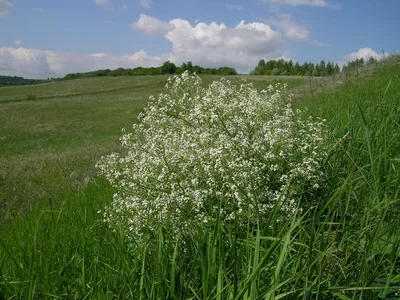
[0,74,307,221]
[1,59,399,298]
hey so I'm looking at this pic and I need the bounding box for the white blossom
[96,72,328,241]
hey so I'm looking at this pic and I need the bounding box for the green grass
[0,74,308,222]
[1,63,399,299]
[0,76,165,221]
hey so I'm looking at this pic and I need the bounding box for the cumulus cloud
[262,0,338,8]
[226,4,244,11]
[0,16,291,78]
[342,47,384,65]
[139,0,151,8]
[133,15,286,72]
[0,47,167,78]
[15,40,24,46]
[0,0,12,16]
[132,14,175,35]
[0,47,51,78]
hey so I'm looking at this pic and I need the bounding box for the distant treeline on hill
[0,75,52,86]
[64,61,238,80]
[0,57,381,87]
[250,57,380,77]
[250,59,341,76]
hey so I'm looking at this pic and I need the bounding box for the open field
[0,75,309,221]
[1,60,400,299]
[0,76,165,221]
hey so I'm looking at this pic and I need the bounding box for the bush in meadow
[96,71,328,242]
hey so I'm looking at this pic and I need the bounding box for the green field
[0,75,309,221]
[1,61,399,299]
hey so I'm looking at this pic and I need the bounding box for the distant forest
[0,57,379,86]
[63,61,237,80]
[250,59,341,76]
[250,56,379,76]
[0,75,52,86]
[0,62,237,86]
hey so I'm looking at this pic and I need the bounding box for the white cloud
[0,47,167,79]
[95,0,109,6]
[226,4,244,11]
[262,0,338,8]
[132,14,175,35]
[95,0,149,9]
[0,0,12,16]
[15,40,24,46]
[133,15,286,72]
[0,16,291,78]
[0,47,51,78]
[342,47,384,65]
[95,0,114,10]
[265,14,329,46]
[269,14,309,41]
[32,7,44,13]
[91,53,108,58]
[139,0,151,8]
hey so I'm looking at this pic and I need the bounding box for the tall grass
[1,57,399,299]
[0,75,307,223]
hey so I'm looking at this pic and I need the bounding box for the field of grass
[1,61,399,299]
[0,74,308,222]
[0,76,165,221]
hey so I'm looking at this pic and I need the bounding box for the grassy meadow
[1,59,400,299]
[0,74,308,222]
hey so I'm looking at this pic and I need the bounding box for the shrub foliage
[97,72,328,241]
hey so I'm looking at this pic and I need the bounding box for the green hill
[0,58,399,299]
[0,74,308,221]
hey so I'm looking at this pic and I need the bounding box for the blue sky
[0,0,399,78]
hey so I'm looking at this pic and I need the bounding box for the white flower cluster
[96,71,328,240]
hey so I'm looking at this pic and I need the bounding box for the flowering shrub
[96,72,328,241]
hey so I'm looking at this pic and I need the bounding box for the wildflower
[96,71,328,242]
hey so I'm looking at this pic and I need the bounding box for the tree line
[0,75,52,86]
[0,57,381,86]
[63,61,237,80]
[250,59,341,76]
[250,56,380,77]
